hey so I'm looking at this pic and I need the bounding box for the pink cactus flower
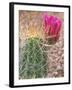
[43,14,62,41]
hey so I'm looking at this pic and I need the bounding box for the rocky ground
[19,11,64,78]
[47,29,64,77]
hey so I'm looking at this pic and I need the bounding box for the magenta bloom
[43,14,62,40]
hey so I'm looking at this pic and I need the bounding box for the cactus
[19,37,48,79]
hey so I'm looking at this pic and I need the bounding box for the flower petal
[55,19,62,35]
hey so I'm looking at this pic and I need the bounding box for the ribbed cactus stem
[19,37,48,79]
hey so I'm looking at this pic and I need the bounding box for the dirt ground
[19,11,64,78]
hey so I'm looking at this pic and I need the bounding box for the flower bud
[43,14,62,44]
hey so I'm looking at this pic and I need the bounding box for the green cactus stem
[19,37,48,79]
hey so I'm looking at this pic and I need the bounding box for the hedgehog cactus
[19,37,48,79]
[19,14,62,79]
